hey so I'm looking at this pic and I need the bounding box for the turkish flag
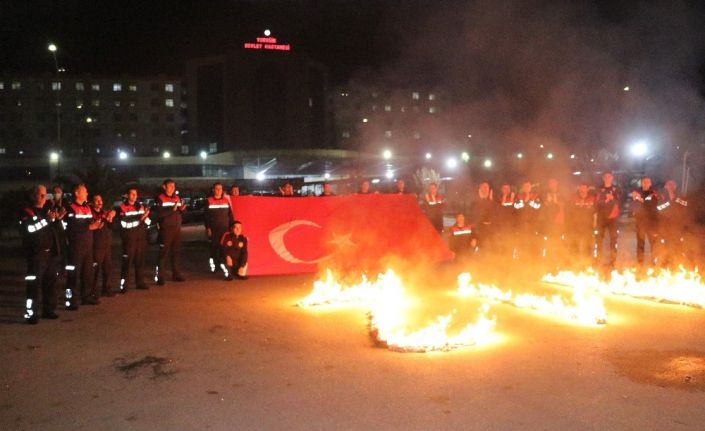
[231,195,452,275]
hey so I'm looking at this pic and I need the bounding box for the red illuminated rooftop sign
[244,35,291,52]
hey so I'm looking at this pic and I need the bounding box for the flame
[542,266,705,308]
[300,269,497,352]
[457,273,607,325]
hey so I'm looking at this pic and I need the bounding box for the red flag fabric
[231,195,452,275]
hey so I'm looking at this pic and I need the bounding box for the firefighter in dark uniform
[595,172,622,267]
[91,193,116,297]
[424,182,445,232]
[44,184,68,272]
[513,181,542,259]
[65,183,102,309]
[116,187,151,292]
[658,179,689,266]
[448,213,477,261]
[540,178,566,261]
[495,183,516,257]
[220,220,249,281]
[20,185,61,323]
[631,176,659,266]
[154,179,186,285]
[567,183,596,266]
[469,182,496,254]
[205,182,232,276]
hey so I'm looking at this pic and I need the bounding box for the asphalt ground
[2,222,705,430]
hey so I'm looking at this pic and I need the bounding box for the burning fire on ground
[299,269,497,352]
[300,266,704,353]
[456,273,607,325]
[542,266,705,309]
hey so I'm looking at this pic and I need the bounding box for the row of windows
[340,91,437,101]
[0,98,178,108]
[1,81,176,93]
[370,105,438,114]
[0,128,179,139]
[341,130,424,140]
[0,111,179,123]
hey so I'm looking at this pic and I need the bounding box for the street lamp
[199,150,208,160]
[48,42,62,157]
[516,153,523,159]
[425,152,432,160]
[49,151,60,180]
[483,159,493,168]
[163,151,171,159]
[630,141,648,157]
[547,152,554,160]
[446,157,458,169]
[461,151,470,162]
[382,149,392,160]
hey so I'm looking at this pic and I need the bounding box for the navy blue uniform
[65,201,97,307]
[204,195,232,274]
[20,206,61,321]
[117,201,150,291]
[154,192,185,283]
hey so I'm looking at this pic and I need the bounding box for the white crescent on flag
[268,220,330,264]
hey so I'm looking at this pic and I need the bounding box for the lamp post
[48,43,62,165]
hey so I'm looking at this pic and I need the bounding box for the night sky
[4,0,702,84]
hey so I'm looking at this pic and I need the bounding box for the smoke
[357,0,705,177]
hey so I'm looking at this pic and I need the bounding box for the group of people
[19,180,249,324]
[440,172,692,270]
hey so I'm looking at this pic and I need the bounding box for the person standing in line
[91,193,116,297]
[424,182,445,232]
[567,183,596,267]
[154,179,187,285]
[595,172,622,267]
[205,182,232,276]
[20,185,61,323]
[631,176,660,266]
[116,187,151,292]
[65,183,103,308]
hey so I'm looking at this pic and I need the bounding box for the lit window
[209,142,217,152]
[371,92,378,98]
[165,99,174,107]
[76,100,83,109]
[16,99,22,107]
[400,106,406,112]
[11,81,21,90]
[75,82,84,91]
[115,130,122,137]
[384,130,392,138]
[113,83,122,92]
[92,99,100,107]
[0,148,5,154]
[130,131,137,138]
[413,132,421,139]
[153,147,160,153]
[52,82,61,91]
[181,145,189,155]
[0,82,4,90]
[128,100,136,107]
[165,83,174,92]
[412,92,419,100]
[128,84,137,92]
[114,100,121,107]
[429,106,437,114]
[371,104,377,111]
[342,131,351,139]
[429,93,436,100]
[91,84,100,91]
[384,105,391,112]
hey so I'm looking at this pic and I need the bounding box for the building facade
[185,31,333,153]
[0,73,185,158]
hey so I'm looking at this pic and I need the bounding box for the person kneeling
[220,221,249,281]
